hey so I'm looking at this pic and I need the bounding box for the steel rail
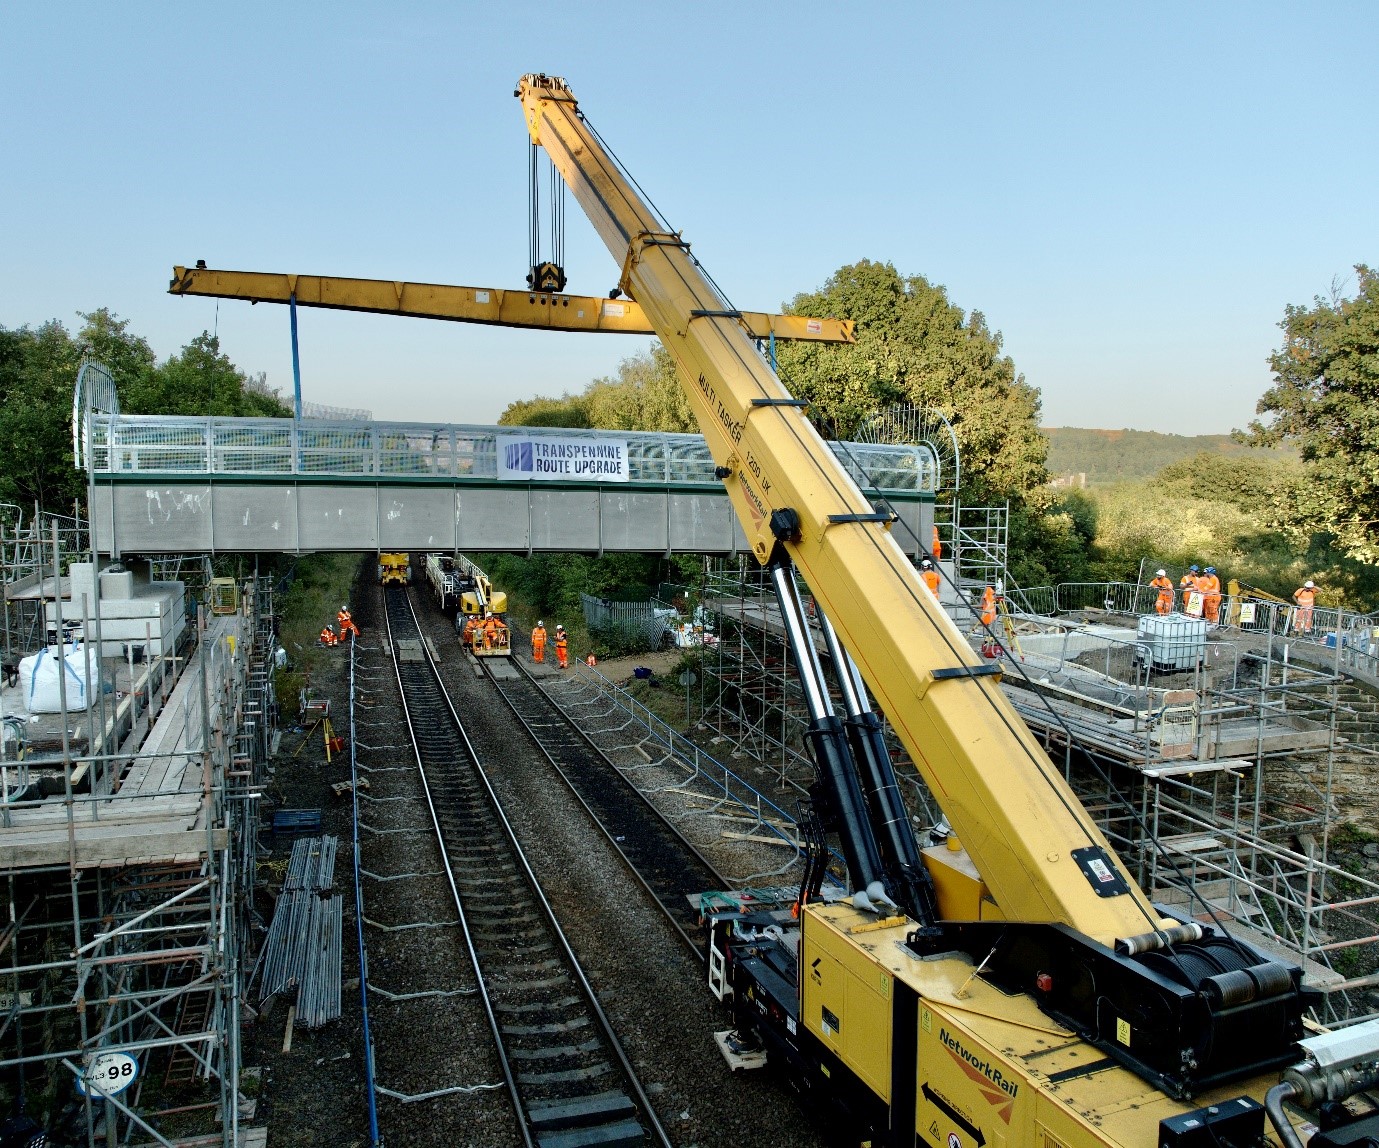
[383,587,672,1148]
[482,655,729,960]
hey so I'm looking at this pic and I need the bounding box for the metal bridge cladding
[84,416,938,557]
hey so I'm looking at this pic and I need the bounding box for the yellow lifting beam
[167,265,855,344]
[516,72,1161,945]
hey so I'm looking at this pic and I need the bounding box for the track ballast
[383,587,670,1148]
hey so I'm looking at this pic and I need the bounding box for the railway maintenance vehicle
[425,552,470,613]
[377,552,411,586]
[515,72,1379,1148]
[453,554,511,658]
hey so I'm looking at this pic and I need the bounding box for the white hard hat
[1305,580,1315,588]
[1156,569,1166,577]
[556,623,565,630]
[537,620,543,627]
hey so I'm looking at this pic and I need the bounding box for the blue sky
[2,3,1374,435]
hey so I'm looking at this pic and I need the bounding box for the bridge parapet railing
[87,416,938,494]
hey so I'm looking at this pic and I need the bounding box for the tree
[0,314,289,514]
[0,320,85,510]
[76,308,156,395]
[776,260,1049,503]
[584,345,695,433]
[1241,265,1379,563]
[498,391,592,428]
[1154,451,1293,507]
[498,346,693,433]
[127,332,290,418]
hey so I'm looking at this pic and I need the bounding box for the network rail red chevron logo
[940,1028,1016,1124]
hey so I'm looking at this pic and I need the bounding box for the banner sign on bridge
[497,435,629,482]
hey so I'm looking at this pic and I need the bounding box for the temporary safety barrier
[579,594,677,650]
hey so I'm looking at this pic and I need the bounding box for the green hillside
[1042,427,1294,485]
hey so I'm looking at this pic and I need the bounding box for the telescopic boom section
[167,266,855,344]
[517,72,1162,944]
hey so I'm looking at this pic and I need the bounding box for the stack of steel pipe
[283,834,338,892]
[254,835,344,1027]
[298,893,343,1028]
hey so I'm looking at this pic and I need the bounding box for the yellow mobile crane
[515,73,1379,1148]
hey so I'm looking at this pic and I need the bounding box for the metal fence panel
[580,594,674,650]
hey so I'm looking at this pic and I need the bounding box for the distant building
[1049,472,1088,490]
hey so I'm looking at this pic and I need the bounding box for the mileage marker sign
[76,1050,140,1097]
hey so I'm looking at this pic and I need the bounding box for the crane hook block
[528,262,567,293]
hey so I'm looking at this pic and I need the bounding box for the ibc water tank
[1135,614,1207,672]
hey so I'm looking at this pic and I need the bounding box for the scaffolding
[693,558,941,831]
[682,559,1379,1023]
[0,530,276,1145]
[1,504,88,659]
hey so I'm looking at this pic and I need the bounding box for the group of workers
[528,621,569,668]
[920,553,1004,642]
[318,606,360,647]
[1147,566,1224,622]
[461,611,510,653]
[1149,568,1321,633]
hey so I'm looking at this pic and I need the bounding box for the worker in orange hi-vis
[1150,569,1175,615]
[1293,580,1317,633]
[931,525,942,561]
[530,620,547,663]
[979,586,997,627]
[554,624,569,669]
[1179,565,1203,617]
[481,611,500,651]
[337,606,360,639]
[919,557,941,599]
[1200,567,1222,625]
[462,614,481,652]
[319,624,339,647]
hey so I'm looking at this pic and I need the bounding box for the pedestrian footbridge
[82,410,938,558]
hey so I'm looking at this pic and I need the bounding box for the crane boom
[167,265,855,344]
[516,73,1155,944]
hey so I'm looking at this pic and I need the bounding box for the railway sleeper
[509,1040,603,1061]
[527,1091,638,1132]
[535,1121,646,1148]
[518,1063,614,1086]
[496,995,581,1014]
[498,974,572,992]
[503,1017,593,1036]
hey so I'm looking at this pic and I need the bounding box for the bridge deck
[88,418,936,556]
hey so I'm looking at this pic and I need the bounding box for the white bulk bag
[19,643,95,714]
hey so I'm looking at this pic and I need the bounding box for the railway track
[382,587,671,1148]
[482,658,730,958]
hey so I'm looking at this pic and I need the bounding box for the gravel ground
[246,571,830,1147]
[418,602,829,1148]
[245,574,519,1148]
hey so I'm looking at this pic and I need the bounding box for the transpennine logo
[505,442,534,472]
